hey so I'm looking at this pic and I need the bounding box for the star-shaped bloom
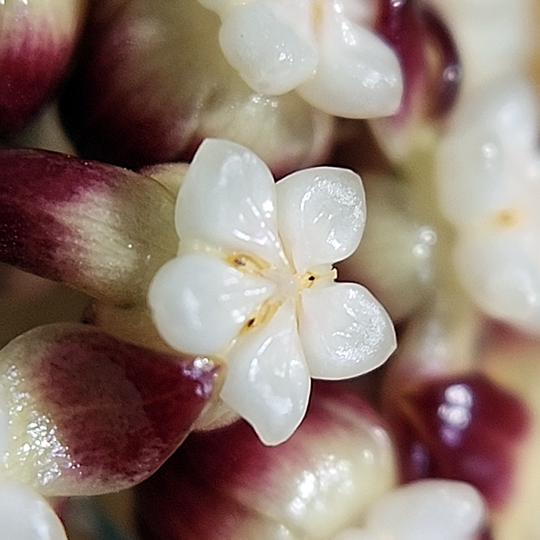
[149,139,396,445]
[198,0,403,118]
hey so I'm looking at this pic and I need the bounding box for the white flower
[333,480,485,540]
[149,138,396,445]
[436,77,540,336]
[198,0,403,118]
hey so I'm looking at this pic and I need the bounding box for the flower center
[227,252,336,332]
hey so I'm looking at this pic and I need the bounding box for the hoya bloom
[60,0,333,174]
[149,139,396,445]
[437,78,540,335]
[198,0,403,118]
[0,148,228,537]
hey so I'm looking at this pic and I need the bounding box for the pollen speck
[312,1,324,33]
[493,208,519,229]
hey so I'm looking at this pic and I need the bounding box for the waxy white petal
[437,79,540,226]
[297,3,402,118]
[149,252,275,355]
[218,1,318,95]
[455,231,540,335]
[299,282,396,379]
[176,139,287,267]
[221,300,311,445]
[365,480,484,540]
[276,167,366,273]
[0,479,67,540]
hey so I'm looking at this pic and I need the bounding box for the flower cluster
[1,0,540,539]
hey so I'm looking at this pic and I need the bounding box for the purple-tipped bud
[136,382,397,540]
[0,149,177,306]
[0,0,87,136]
[0,323,221,496]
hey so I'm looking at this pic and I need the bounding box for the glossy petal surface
[0,479,67,540]
[218,1,317,95]
[366,480,484,540]
[149,252,275,355]
[175,138,286,266]
[276,167,366,273]
[296,2,402,118]
[221,301,310,445]
[300,282,396,379]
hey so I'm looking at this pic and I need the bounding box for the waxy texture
[149,139,396,445]
[0,149,177,306]
[0,323,221,496]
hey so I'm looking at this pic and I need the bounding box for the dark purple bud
[375,0,461,122]
[386,373,529,509]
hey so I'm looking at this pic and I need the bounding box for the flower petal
[299,282,396,379]
[60,0,334,175]
[276,166,366,273]
[176,138,287,267]
[296,3,403,118]
[0,479,67,540]
[216,1,318,95]
[365,480,485,540]
[0,323,220,496]
[221,300,310,445]
[149,252,276,355]
[454,231,540,336]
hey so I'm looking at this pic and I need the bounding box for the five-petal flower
[149,138,396,445]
